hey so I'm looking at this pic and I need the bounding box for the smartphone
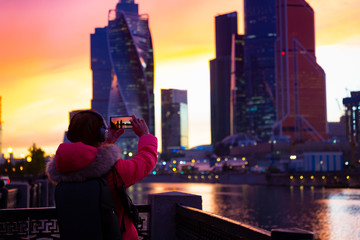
[110,116,133,129]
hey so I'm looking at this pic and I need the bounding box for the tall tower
[210,12,244,144]
[91,0,154,156]
[243,0,277,141]
[343,91,360,166]
[107,0,154,134]
[90,27,113,122]
[161,89,188,153]
[343,92,360,145]
[274,0,327,142]
[231,34,246,135]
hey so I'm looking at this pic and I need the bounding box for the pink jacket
[47,134,158,240]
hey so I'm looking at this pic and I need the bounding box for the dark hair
[67,111,106,147]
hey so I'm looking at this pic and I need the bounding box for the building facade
[90,0,154,156]
[343,91,360,145]
[243,0,277,141]
[274,0,327,142]
[161,89,189,153]
[90,27,113,122]
[210,12,245,144]
[231,35,247,136]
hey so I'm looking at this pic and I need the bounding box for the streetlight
[7,147,13,155]
[26,156,32,163]
[7,147,13,160]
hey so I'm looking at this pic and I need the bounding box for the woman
[46,111,158,240]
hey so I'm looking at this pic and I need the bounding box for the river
[128,182,360,240]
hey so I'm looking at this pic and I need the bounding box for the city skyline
[0,0,359,156]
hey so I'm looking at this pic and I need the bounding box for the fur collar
[46,144,121,184]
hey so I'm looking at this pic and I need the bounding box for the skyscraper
[343,91,360,145]
[91,27,112,122]
[243,0,277,141]
[107,0,154,133]
[91,0,154,156]
[274,0,327,142]
[161,89,189,153]
[210,12,244,144]
[231,35,246,135]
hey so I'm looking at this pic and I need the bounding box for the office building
[210,12,245,144]
[107,0,154,130]
[231,35,247,135]
[343,91,360,145]
[243,0,277,141]
[91,0,154,156]
[274,0,327,142]
[327,117,346,142]
[161,89,189,153]
[90,27,113,122]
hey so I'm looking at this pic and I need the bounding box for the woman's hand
[104,126,125,144]
[130,115,150,137]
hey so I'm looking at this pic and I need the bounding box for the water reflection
[327,189,360,240]
[129,183,360,240]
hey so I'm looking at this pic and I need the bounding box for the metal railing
[0,205,151,240]
[176,205,271,240]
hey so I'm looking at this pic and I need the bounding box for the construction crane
[335,98,344,116]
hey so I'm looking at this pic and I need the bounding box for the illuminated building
[90,0,154,156]
[244,0,277,141]
[161,89,189,153]
[210,12,245,144]
[274,0,327,142]
[343,91,360,145]
[107,0,154,131]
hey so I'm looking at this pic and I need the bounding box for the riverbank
[140,171,360,188]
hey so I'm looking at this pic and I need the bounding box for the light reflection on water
[129,183,360,240]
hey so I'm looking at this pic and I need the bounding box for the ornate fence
[0,205,151,240]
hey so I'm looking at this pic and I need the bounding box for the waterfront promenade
[140,171,360,188]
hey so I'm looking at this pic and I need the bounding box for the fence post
[6,189,18,208]
[7,183,30,208]
[149,191,202,240]
[36,179,49,207]
[271,228,314,240]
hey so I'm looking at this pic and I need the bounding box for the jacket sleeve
[113,134,158,188]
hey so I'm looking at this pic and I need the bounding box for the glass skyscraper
[91,0,154,156]
[161,89,189,153]
[210,12,245,144]
[274,0,327,142]
[244,0,277,141]
[231,34,246,135]
[90,27,113,122]
[343,91,360,146]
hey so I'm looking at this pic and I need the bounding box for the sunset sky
[0,0,359,157]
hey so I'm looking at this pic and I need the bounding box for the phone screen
[110,116,133,129]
